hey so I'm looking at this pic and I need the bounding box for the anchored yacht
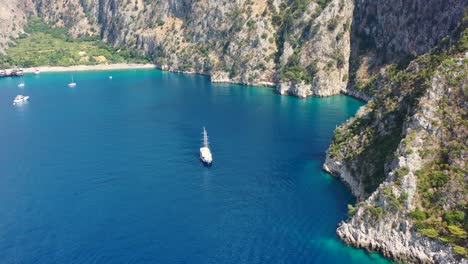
[68,75,76,87]
[13,95,29,105]
[200,127,213,165]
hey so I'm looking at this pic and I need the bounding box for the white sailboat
[68,75,76,87]
[199,127,213,165]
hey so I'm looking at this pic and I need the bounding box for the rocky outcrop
[346,0,467,100]
[352,0,466,62]
[275,0,353,97]
[322,3,467,262]
[323,105,371,199]
[0,0,33,53]
[324,27,467,262]
[337,212,457,263]
[332,68,458,263]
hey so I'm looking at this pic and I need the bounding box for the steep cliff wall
[352,0,465,61]
[1,0,465,99]
[2,0,353,96]
[325,19,467,262]
[0,0,33,52]
[346,0,467,100]
[322,2,467,263]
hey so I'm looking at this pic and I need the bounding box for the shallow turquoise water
[0,69,391,263]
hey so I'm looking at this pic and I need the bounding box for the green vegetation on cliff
[409,45,467,257]
[330,19,467,258]
[273,0,330,84]
[0,17,150,68]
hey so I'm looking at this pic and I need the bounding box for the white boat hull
[13,96,29,105]
[200,147,212,164]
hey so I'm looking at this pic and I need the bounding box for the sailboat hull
[200,147,212,164]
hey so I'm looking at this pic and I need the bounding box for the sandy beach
[22,63,156,73]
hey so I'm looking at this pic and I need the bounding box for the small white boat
[34,69,40,75]
[199,127,213,165]
[68,75,76,87]
[109,76,113,80]
[13,95,29,105]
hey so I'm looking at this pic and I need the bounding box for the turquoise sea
[0,69,391,263]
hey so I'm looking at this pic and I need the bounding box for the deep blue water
[0,69,390,263]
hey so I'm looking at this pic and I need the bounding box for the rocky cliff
[325,17,467,263]
[346,0,467,101]
[0,0,33,52]
[1,0,355,96]
[323,1,467,262]
[0,0,467,263]
[2,1,465,97]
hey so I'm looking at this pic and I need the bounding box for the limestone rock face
[1,0,464,99]
[352,0,466,61]
[275,0,354,97]
[346,0,467,100]
[324,48,467,263]
[0,0,351,96]
[14,0,281,86]
[0,0,33,54]
[321,3,467,261]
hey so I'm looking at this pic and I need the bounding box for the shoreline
[20,63,363,101]
[22,63,156,73]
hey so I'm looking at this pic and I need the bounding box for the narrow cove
[0,69,392,263]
